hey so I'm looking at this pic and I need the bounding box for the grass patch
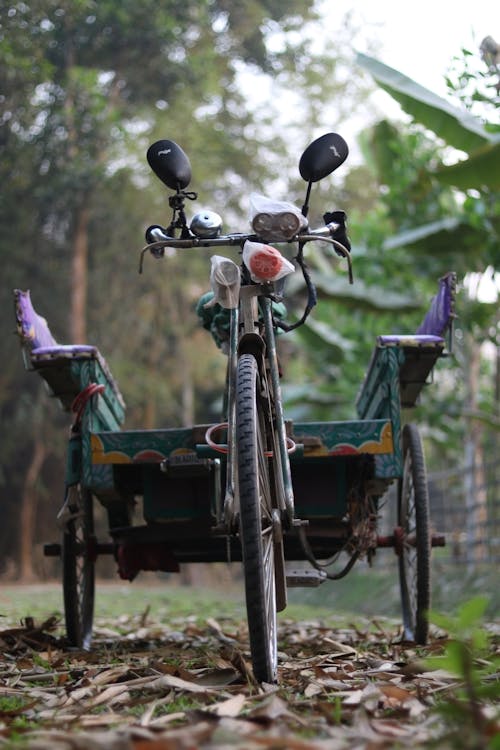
[1,560,498,631]
[0,579,358,629]
[287,560,500,619]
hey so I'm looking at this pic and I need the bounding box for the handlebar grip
[323,210,351,253]
[145,225,169,244]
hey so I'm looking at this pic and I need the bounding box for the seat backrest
[415,272,457,338]
[14,289,58,350]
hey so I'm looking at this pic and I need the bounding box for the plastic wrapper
[205,255,240,309]
[242,240,295,283]
[249,192,307,241]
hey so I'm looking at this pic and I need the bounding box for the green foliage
[430,596,490,660]
[436,141,500,191]
[445,45,500,121]
[354,43,500,471]
[0,696,29,712]
[359,120,451,228]
[357,53,497,152]
[426,597,500,749]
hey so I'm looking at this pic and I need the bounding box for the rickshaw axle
[376,528,446,556]
[43,542,115,557]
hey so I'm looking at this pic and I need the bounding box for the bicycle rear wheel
[236,353,278,683]
[62,484,95,650]
[398,423,431,644]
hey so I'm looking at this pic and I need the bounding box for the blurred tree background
[1,1,498,578]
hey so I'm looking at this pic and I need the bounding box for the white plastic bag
[242,240,295,283]
[206,255,240,309]
[249,192,307,241]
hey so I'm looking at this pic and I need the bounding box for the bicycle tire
[62,484,95,650]
[397,423,431,644]
[236,353,278,683]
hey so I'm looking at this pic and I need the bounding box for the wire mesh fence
[380,459,500,567]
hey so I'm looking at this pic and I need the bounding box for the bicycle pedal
[285,565,327,587]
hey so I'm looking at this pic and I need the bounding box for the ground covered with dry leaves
[0,605,498,749]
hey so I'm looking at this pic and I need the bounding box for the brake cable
[297,525,361,580]
[275,241,317,333]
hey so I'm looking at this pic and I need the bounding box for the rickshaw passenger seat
[356,273,457,415]
[13,289,125,419]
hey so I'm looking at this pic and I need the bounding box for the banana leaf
[357,53,498,154]
[311,272,419,311]
[435,140,500,189]
[303,316,354,355]
[383,218,489,254]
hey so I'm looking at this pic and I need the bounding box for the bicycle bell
[190,210,223,238]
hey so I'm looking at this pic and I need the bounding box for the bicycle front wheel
[236,353,277,683]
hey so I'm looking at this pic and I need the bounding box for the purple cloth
[415,272,455,337]
[377,273,456,348]
[14,289,100,365]
[14,289,58,349]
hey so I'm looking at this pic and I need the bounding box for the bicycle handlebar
[140,224,352,281]
[145,221,341,246]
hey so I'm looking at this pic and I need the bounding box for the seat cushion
[377,334,444,348]
[31,344,99,360]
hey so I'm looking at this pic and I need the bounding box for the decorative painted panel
[291,419,393,458]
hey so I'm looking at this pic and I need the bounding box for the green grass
[0,580,346,628]
[288,561,500,619]
[0,581,241,626]
[1,560,498,629]
[0,697,29,712]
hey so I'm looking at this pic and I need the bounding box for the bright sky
[240,1,498,129]
[324,0,499,96]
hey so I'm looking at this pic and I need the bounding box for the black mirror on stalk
[146,139,196,237]
[299,133,348,217]
[146,139,192,190]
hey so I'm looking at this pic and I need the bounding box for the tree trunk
[70,203,90,344]
[19,438,47,581]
